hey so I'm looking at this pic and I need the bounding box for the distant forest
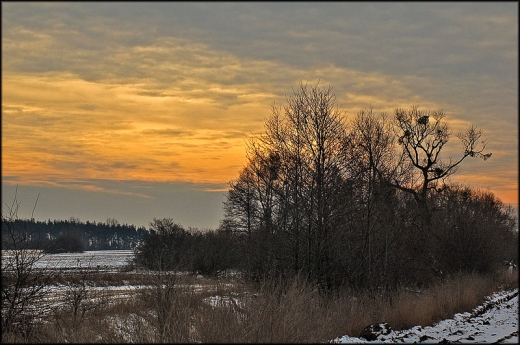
[1,218,148,251]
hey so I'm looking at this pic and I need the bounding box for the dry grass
[3,268,517,343]
[196,276,339,343]
[324,269,518,339]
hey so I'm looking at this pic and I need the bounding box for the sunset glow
[2,3,517,229]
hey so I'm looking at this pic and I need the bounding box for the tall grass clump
[194,274,338,343]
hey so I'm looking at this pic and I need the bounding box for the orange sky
[3,71,516,205]
[2,3,517,228]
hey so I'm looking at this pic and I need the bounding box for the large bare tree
[389,105,491,225]
[347,108,404,287]
[223,82,351,286]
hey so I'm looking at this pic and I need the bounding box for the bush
[431,186,518,275]
[135,218,189,270]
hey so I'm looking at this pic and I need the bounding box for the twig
[31,192,41,220]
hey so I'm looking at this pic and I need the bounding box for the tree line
[217,82,517,291]
[135,82,517,292]
[1,217,148,252]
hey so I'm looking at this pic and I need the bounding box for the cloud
[1,176,153,199]
[2,2,517,212]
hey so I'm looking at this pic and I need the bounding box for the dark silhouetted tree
[135,218,189,271]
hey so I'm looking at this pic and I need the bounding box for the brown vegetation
[1,267,517,343]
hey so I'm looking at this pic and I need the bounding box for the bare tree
[347,108,404,288]
[135,218,189,271]
[431,185,518,274]
[389,105,491,224]
[224,87,496,290]
[370,105,492,282]
[223,81,351,287]
[1,189,59,341]
[223,165,259,239]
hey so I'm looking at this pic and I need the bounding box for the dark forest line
[1,218,148,251]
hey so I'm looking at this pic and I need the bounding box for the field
[1,250,518,343]
[31,250,134,271]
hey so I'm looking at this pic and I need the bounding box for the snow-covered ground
[34,250,135,271]
[332,288,519,344]
[37,250,134,271]
[1,250,135,272]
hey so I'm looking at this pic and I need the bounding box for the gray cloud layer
[3,3,516,117]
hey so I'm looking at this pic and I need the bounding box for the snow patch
[332,289,519,344]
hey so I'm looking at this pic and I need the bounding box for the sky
[2,2,518,230]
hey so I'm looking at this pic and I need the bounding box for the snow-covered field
[1,250,135,272]
[39,250,134,271]
[332,288,519,344]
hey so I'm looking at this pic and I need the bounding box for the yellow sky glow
[2,35,517,209]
